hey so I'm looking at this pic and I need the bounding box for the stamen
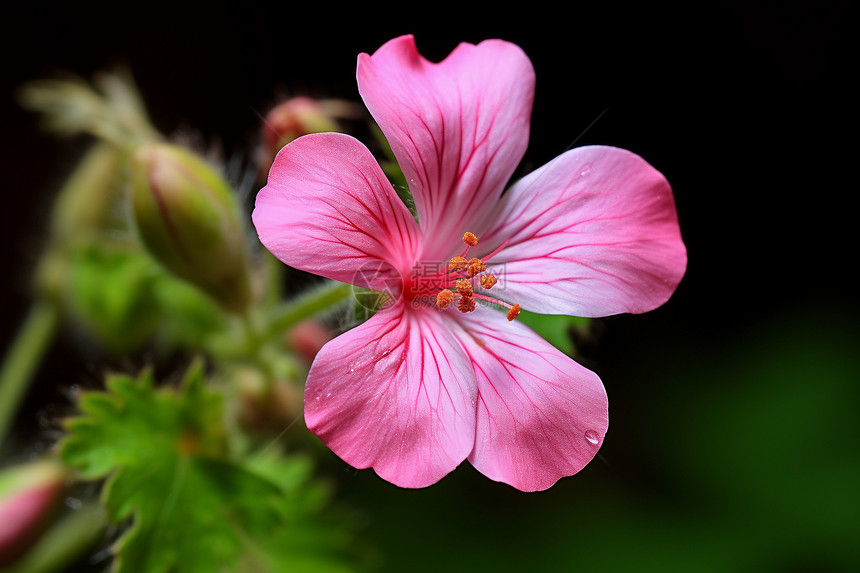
[479,274,497,290]
[455,278,473,297]
[448,256,468,272]
[466,258,486,278]
[481,239,510,263]
[432,232,519,323]
[436,289,455,309]
[457,295,476,313]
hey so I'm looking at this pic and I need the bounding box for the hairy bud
[131,143,252,312]
[0,459,67,566]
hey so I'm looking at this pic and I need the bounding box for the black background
[3,1,854,343]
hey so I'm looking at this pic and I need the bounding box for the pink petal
[482,145,687,316]
[357,35,534,260]
[252,132,421,292]
[304,303,477,488]
[450,308,608,492]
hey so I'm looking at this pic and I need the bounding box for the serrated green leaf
[58,366,282,573]
[239,454,364,573]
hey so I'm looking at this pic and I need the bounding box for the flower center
[408,232,520,321]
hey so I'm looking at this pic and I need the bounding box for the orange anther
[457,295,476,313]
[506,303,521,321]
[455,278,473,297]
[479,274,497,289]
[448,256,468,272]
[466,258,487,278]
[462,232,478,247]
[436,289,455,309]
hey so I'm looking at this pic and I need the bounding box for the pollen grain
[457,296,476,313]
[448,256,468,272]
[462,232,478,247]
[466,258,487,278]
[455,278,473,297]
[436,289,455,309]
[480,274,497,289]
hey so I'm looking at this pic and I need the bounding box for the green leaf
[65,242,227,356]
[58,365,282,573]
[240,454,365,573]
[67,243,161,354]
[516,310,590,356]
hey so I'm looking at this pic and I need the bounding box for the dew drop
[579,163,592,177]
[584,430,600,445]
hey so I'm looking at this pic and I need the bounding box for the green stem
[240,310,262,357]
[2,501,108,573]
[0,300,60,448]
[265,281,352,340]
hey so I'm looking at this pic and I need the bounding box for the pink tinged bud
[287,319,334,363]
[234,366,302,436]
[131,143,253,313]
[259,97,340,179]
[0,459,67,566]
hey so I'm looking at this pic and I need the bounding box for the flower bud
[234,366,302,436]
[258,97,341,180]
[0,458,67,566]
[286,319,334,364]
[131,143,252,313]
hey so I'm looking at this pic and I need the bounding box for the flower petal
[252,132,421,292]
[357,35,534,260]
[304,304,477,488]
[483,145,687,316]
[450,309,608,492]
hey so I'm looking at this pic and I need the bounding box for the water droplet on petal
[579,163,592,177]
[584,430,600,445]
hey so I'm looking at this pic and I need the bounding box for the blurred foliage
[67,243,227,356]
[59,364,361,573]
[5,40,856,573]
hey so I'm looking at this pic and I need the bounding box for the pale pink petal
[481,145,687,317]
[304,303,477,488]
[357,35,534,260]
[448,308,608,492]
[253,132,421,292]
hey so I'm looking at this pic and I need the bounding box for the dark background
[2,1,857,571]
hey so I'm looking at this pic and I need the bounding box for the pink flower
[252,35,686,491]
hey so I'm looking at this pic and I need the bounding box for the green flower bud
[131,143,252,313]
[36,143,124,303]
